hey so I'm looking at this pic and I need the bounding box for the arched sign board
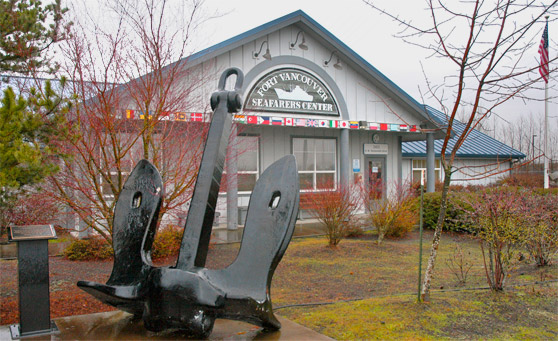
[245,68,339,116]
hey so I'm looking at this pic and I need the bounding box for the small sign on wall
[353,159,361,172]
[364,143,388,155]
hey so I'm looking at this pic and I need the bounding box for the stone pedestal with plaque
[8,225,59,339]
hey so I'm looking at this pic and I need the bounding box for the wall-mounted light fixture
[324,50,343,70]
[289,31,308,50]
[253,40,272,60]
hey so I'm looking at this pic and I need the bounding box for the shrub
[369,197,417,242]
[532,187,558,196]
[445,244,473,286]
[388,197,418,238]
[152,225,183,259]
[302,183,361,247]
[365,182,418,244]
[344,224,365,238]
[422,192,474,233]
[498,173,544,188]
[64,237,113,260]
[464,188,524,290]
[521,191,558,266]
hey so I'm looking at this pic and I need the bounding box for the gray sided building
[402,106,525,186]
[52,10,523,234]
[155,10,442,227]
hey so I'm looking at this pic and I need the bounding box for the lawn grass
[278,287,558,340]
[2,228,556,339]
[256,230,558,339]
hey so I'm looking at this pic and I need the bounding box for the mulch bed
[0,244,240,326]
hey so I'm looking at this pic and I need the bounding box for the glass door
[365,157,386,200]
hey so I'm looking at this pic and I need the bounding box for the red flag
[539,22,549,83]
[191,113,204,122]
[247,116,258,124]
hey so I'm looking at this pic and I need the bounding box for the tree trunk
[420,168,452,302]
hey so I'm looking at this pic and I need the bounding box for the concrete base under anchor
[0,311,332,340]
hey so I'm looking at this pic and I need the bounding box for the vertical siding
[402,157,512,187]
[186,22,433,218]
[451,159,512,186]
[192,23,424,128]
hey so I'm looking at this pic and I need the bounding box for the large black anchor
[77,68,300,338]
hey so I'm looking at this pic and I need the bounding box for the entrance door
[365,157,386,200]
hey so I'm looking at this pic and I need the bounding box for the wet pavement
[0,311,332,340]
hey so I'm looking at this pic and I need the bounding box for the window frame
[236,134,260,194]
[292,136,337,192]
[411,159,441,184]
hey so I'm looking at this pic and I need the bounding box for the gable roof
[402,106,525,159]
[183,10,436,127]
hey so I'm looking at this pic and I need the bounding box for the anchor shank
[176,68,244,269]
[176,99,232,269]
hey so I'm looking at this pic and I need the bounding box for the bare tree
[46,0,218,243]
[495,112,558,170]
[365,0,558,301]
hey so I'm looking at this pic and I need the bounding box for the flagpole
[544,15,550,189]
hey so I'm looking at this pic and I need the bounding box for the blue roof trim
[184,10,428,119]
[403,105,525,159]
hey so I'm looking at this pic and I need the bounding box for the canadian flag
[284,117,294,126]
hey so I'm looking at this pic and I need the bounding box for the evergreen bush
[64,237,113,260]
[422,192,474,233]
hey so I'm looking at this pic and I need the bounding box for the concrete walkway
[0,311,333,340]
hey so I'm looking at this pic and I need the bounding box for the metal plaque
[364,143,388,155]
[9,225,56,242]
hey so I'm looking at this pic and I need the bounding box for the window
[237,136,259,192]
[412,159,441,184]
[293,138,336,191]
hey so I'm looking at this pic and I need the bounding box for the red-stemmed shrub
[302,182,361,247]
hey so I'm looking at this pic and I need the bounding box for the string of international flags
[124,109,419,132]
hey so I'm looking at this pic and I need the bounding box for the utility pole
[532,134,537,168]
